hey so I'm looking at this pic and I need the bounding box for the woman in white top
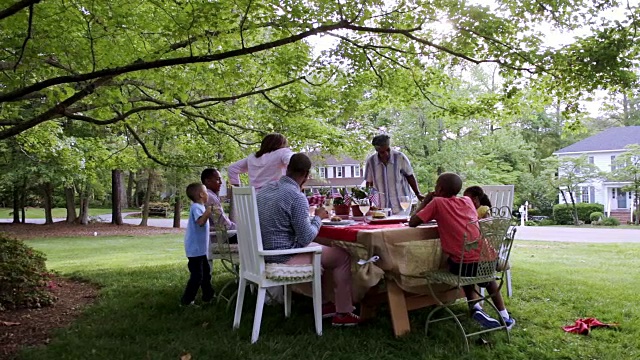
[227,133,294,190]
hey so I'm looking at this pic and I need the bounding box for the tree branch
[411,74,449,112]
[343,24,538,73]
[0,75,115,139]
[181,109,265,135]
[196,115,259,146]
[239,0,252,48]
[124,124,169,167]
[0,21,348,102]
[13,4,34,71]
[0,0,40,21]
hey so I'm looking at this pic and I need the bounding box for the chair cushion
[265,263,314,281]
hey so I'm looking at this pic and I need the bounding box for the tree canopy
[2,0,639,149]
[2,0,640,222]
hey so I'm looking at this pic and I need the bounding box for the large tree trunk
[126,171,135,208]
[12,186,20,224]
[111,169,123,225]
[173,195,181,228]
[76,183,89,225]
[140,170,154,226]
[43,182,54,224]
[119,171,129,209]
[65,186,77,223]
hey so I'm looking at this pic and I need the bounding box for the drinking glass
[358,198,370,217]
[399,195,412,216]
[323,197,334,215]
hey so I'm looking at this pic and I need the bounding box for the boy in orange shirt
[409,173,515,330]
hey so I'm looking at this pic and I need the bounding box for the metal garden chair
[208,227,239,309]
[482,185,515,297]
[423,215,516,352]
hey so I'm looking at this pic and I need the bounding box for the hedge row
[553,203,604,225]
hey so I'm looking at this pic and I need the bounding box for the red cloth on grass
[562,318,617,335]
[317,224,403,242]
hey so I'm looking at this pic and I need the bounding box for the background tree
[543,155,602,225]
[613,144,640,224]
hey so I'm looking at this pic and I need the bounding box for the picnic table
[315,222,463,337]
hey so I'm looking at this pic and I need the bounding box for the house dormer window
[336,166,343,178]
[588,156,594,164]
[319,167,326,178]
[611,155,616,171]
[354,165,361,177]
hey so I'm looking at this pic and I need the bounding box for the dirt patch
[0,277,98,360]
[0,222,184,240]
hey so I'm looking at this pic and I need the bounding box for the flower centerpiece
[333,188,351,216]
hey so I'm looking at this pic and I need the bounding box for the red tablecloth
[317,223,404,242]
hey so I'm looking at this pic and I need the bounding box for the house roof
[554,126,640,154]
[305,177,365,187]
[304,151,362,166]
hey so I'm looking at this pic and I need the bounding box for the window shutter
[589,186,595,203]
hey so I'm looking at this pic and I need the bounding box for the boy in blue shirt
[181,183,214,306]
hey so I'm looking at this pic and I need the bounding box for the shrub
[602,217,620,226]
[525,220,538,226]
[553,203,604,225]
[538,219,556,226]
[589,212,604,222]
[527,208,541,217]
[0,234,56,311]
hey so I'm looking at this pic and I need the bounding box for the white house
[304,152,366,190]
[553,126,640,222]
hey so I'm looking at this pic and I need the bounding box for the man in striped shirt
[257,153,361,326]
[364,134,424,214]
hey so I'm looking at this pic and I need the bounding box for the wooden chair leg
[233,278,247,329]
[387,280,411,337]
[251,288,266,344]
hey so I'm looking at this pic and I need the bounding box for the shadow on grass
[19,265,519,360]
[20,246,640,360]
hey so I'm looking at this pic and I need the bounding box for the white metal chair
[231,186,323,343]
[481,185,515,297]
[208,228,239,308]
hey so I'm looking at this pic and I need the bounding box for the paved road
[1,216,638,243]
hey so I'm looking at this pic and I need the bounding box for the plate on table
[418,220,437,227]
[368,215,409,224]
[322,219,356,226]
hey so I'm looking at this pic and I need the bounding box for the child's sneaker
[472,309,501,329]
[332,313,361,327]
[180,301,200,308]
[322,303,336,319]
[503,317,516,330]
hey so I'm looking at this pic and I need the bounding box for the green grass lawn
[0,207,140,219]
[541,224,640,230]
[18,236,640,360]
